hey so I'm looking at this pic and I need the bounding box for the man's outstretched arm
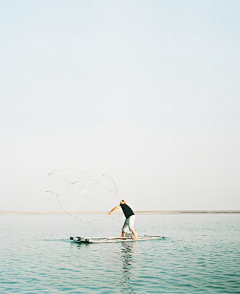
[107,205,120,215]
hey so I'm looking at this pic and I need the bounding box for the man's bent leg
[121,218,128,237]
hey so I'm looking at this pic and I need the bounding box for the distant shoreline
[1,210,240,215]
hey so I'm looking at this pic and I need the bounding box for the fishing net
[47,168,120,223]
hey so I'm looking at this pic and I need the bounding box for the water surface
[1,214,239,293]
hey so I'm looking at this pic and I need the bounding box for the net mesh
[47,168,120,223]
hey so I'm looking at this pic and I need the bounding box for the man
[107,200,137,239]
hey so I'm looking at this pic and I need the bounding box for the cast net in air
[47,168,121,223]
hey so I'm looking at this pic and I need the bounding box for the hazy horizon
[1,0,240,212]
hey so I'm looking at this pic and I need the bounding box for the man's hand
[107,212,111,215]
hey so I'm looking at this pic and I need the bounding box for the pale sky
[0,0,240,212]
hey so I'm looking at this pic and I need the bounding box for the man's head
[120,200,126,205]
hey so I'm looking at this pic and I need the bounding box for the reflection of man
[107,200,137,239]
[120,242,136,292]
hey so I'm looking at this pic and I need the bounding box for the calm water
[0,213,240,293]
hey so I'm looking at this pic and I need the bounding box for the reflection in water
[120,242,136,293]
